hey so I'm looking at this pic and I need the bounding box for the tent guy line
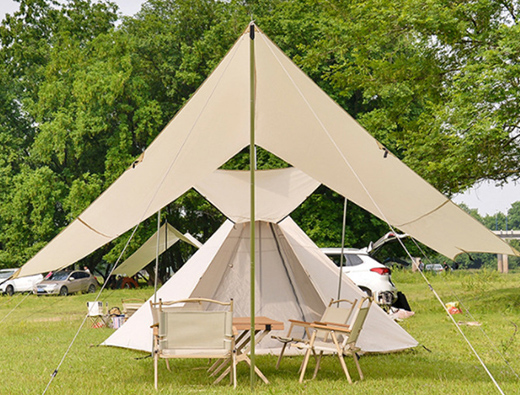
[259,30,397,228]
[393,230,507,394]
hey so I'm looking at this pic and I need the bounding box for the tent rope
[410,239,520,381]
[390,235,509,394]
[42,222,141,395]
[260,31,508,394]
[0,292,31,324]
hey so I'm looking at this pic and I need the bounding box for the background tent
[111,223,201,278]
[15,24,518,280]
[103,168,418,354]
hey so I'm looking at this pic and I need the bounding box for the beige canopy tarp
[194,167,320,223]
[111,223,201,278]
[15,24,518,278]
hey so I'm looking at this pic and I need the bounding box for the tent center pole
[249,21,256,390]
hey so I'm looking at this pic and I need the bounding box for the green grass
[1,271,519,394]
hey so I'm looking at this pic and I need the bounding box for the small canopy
[111,223,202,278]
[194,167,319,223]
[15,24,518,278]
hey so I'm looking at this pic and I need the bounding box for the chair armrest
[310,322,352,334]
[288,319,313,328]
[315,321,351,329]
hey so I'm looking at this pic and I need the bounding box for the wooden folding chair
[298,296,372,383]
[121,298,145,321]
[272,298,357,369]
[150,298,236,390]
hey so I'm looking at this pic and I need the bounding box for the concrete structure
[492,230,520,273]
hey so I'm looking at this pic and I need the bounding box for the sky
[0,0,147,20]
[1,0,519,216]
[452,180,520,216]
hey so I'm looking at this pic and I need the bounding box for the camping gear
[273,298,357,369]
[298,297,372,383]
[112,223,201,278]
[150,298,236,389]
[121,298,145,321]
[102,168,418,354]
[87,301,107,328]
[13,25,519,281]
[446,301,462,315]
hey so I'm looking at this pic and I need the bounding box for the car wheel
[59,286,68,296]
[359,286,372,297]
[6,285,14,296]
[88,284,96,293]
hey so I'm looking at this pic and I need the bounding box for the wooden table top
[233,316,284,331]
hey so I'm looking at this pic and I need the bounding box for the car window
[75,272,88,279]
[49,271,70,281]
[325,253,365,267]
[0,270,16,279]
[345,254,364,267]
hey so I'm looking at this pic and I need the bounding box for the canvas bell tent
[103,168,418,353]
[14,23,518,281]
[111,223,202,278]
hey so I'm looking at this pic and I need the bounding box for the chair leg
[165,359,171,372]
[299,332,316,383]
[330,332,352,384]
[232,351,237,388]
[276,342,288,369]
[154,352,158,390]
[312,351,324,379]
[337,354,352,384]
[353,353,363,380]
[210,357,230,377]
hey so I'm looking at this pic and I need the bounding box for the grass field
[1,270,519,394]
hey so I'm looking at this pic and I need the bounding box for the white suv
[321,247,397,306]
[0,268,43,296]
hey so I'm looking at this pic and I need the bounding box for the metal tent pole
[153,210,161,304]
[337,198,348,300]
[249,21,256,390]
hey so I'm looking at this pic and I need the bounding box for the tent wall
[103,219,418,354]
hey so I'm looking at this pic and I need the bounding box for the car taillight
[370,267,391,275]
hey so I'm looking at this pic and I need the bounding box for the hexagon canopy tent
[16,23,518,280]
[102,168,418,354]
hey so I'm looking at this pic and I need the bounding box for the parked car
[425,263,444,272]
[33,270,98,296]
[0,268,43,296]
[321,247,397,306]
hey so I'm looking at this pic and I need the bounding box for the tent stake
[249,21,256,390]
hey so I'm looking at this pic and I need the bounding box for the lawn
[1,270,519,394]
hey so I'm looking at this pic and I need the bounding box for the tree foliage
[1,0,519,276]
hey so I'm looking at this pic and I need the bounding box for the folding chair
[121,298,145,321]
[272,298,357,369]
[150,298,236,390]
[298,296,372,383]
[87,301,107,328]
